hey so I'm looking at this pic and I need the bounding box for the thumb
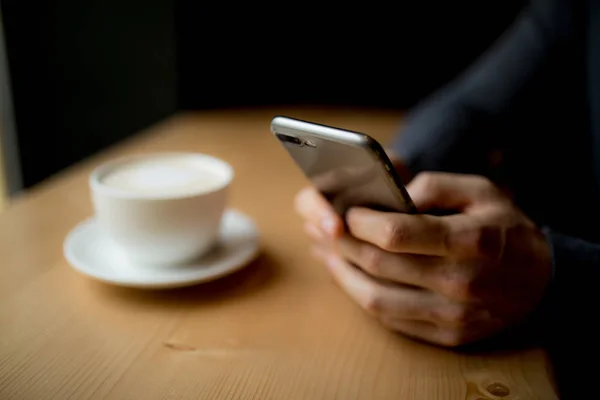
[407,172,500,212]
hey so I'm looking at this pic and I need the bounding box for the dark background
[1,0,526,190]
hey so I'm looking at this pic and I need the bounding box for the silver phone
[270,116,416,216]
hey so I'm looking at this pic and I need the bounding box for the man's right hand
[295,171,552,347]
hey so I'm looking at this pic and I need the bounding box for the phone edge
[271,115,417,214]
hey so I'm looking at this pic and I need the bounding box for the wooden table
[0,108,557,399]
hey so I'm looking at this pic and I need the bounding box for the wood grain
[0,107,558,399]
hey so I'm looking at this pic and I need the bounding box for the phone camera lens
[276,133,303,146]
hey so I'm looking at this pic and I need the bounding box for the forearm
[392,0,571,176]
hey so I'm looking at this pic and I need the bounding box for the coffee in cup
[90,153,234,266]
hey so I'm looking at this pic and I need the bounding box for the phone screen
[274,129,415,216]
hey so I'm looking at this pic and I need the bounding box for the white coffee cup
[89,152,234,266]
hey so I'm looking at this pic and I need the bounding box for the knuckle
[362,287,383,315]
[463,226,502,259]
[464,229,486,258]
[359,245,384,277]
[380,219,404,251]
[438,304,471,328]
[414,172,439,195]
[439,273,473,301]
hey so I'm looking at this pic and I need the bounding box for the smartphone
[270,116,416,216]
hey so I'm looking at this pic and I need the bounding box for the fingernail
[320,217,336,236]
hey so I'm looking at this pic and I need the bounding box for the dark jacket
[393,0,600,396]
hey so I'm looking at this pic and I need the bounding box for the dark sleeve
[536,229,600,395]
[540,229,600,325]
[391,0,574,175]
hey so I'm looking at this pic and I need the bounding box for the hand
[295,172,552,347]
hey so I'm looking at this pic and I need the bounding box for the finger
[295,187,343,237]
[324,253,441,323]
[407,172,501,212]
[346,207,483,258]
[380,318,464,347]
[336,234,441,289]
[304,221,326,242]
[310,244,329,262]
[323,250,488,333]
[346,207,452,256]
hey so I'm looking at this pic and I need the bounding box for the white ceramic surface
[64,209,260,289]
[89,153,234,266]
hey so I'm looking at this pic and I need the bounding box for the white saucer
[64,209,260,289]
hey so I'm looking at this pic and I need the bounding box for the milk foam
[101,157,224,196]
